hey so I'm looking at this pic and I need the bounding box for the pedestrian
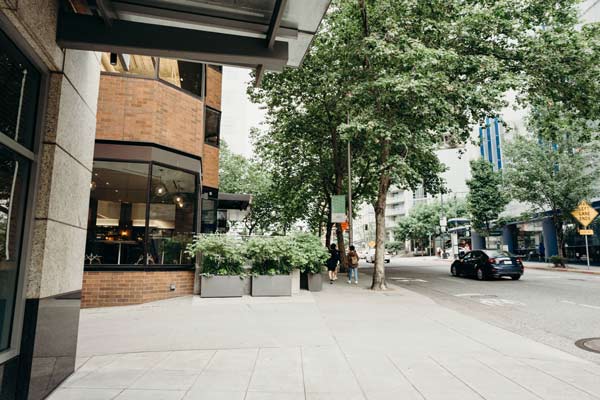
[347,245,359,284]
[327,243,340,284]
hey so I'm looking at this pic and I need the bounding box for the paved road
[360,257,600,364]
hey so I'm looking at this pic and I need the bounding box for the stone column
[542,217,559,259]
[471,231,486,250]
[502,225,516,253]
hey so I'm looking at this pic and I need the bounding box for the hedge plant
[186,234,245,276]
[288,233,329,274]
[244,236,293,275]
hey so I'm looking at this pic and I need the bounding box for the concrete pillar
[542,217,559,258]
[502,225,516,253]
[471,231,486,250]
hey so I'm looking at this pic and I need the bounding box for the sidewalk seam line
[428,356,486,400]
[386,354,426,400]
[243,347,261,400]
[475,358,544,400]
[181,349,218,399]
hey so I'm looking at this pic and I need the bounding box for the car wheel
[511,275,521,280]
[451,265,457,277]
[476,268,486,281]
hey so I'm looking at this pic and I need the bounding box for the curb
[524,264,600,275]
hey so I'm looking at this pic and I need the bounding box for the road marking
[580,304,600,310]
[438,277,467,284]
[560,300,600,310]
[389,277,428,283]
[479,298,525,307]
[454,293,484,297]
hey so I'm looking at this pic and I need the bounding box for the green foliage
[186,234,245,276]
[244,236,295,275]
[219,141,285,234]
[466,159,509,236]
[393,200,467,246]
[549,255,565,267]
[288,233,329,274]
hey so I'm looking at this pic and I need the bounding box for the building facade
[0,1,330,399]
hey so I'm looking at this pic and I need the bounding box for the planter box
[251,275,292,297]
[300,272,323,292]
[307,273,323,292]
[200,275,244,298]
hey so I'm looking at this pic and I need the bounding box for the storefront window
[148,165,196,265]
[86,161,198,266]
[205,107,221,147]
[201,188,218,233]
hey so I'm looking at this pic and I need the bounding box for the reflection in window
[205,107,221,146]
[101,53,157,78]
[0,29,40,150]
[87,162,149,265]
[0,145,29,351]
[86,161,199,266]
[148,166,196,265]
[159,58,203,97]
[201,188,218,233]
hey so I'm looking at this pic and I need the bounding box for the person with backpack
[327,243,340,284]
[347,245,359,284]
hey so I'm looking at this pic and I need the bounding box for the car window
[485,250,512,258]
[462,252,473,261]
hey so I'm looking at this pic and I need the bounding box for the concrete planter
[251,275,292,297]
[200,275,244,298]
[307,273,323,292]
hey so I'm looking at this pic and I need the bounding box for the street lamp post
[347,109,353,247]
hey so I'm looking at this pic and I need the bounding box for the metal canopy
[58,0,330,76]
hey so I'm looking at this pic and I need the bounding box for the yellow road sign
[579,229,594,235]
[368,241,376,248]
[571,200,598,228]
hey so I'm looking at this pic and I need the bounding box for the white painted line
[479,298,525,307]
[580,304,600,310]
[454,293,484,297]
[560,300,576,304]
[438,277,466,284]
[389,277,428,283]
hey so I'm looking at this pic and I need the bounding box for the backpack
[349,252,359,266]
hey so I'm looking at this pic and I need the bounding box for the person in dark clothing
[327,243,340,284]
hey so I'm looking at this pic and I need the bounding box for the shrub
[288,233,328,274]
[244,236,293,275]
[549,255,565,268]
[186,234,245,276]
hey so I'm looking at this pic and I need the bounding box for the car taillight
[516,257,522,264]
[488,258,496,264]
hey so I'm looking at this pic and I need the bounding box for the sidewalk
[50,273,600,400]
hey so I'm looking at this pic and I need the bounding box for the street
[361,256,600,364]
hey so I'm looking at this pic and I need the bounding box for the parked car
[450,250,523,280]
[366,249,391,263]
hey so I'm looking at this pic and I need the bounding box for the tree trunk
[325,203,333,247]
[336,225,348,272]
[371,141,391,290]
[553,212,566,266]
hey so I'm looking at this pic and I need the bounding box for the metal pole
[347,110,353,247]
[585,234,590,270]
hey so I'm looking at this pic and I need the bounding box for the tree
[394,200,467,249]
[504,130,600,262]
[218,141,281,235]
[466,159,509,237]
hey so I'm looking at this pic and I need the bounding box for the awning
[218,192,252,210]
[57,0,331,84]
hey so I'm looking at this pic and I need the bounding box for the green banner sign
[331,195,346,223]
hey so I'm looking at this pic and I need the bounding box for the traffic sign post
[571,200,598,270]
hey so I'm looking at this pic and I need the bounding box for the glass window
[148,165,196,265]
[86,162,149,265]
[0,145,30,351]
[159,58,203,97]
[0,29,40,150]
[101,53,158,78]
[205,107,221,147]
[201,188,218,233]
[85,161,199,266]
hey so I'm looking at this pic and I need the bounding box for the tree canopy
[466,159,509,236]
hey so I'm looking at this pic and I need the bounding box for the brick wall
[202,144,220,189]
[96,74,204,158]
[81,270,194,308]
[205,66,222,111]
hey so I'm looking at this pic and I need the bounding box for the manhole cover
[575,338,600,354]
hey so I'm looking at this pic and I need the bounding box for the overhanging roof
[58,0,330,81]
[218,192,252,210]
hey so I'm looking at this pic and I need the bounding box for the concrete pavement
[49,272,600,400]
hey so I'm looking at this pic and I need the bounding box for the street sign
[579,229,594,235]
[440,217,447,227]
[331,195,346,223]
[340,221,349,231]
[571,200,598,228]
[368,241,376,248]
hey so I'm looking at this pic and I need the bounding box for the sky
[220,66,267,158]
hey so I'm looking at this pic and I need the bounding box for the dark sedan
[450,250,524,280]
